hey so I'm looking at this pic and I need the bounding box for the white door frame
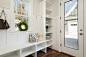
[60,0,84,57]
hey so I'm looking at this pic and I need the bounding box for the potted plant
[46,26,48,32]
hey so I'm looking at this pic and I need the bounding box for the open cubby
[46,19,52,26]
[46,17,52,19]
[46,33,52,40]
[46,13,52,40]
[46,0,53,10]
[46,12,52,17]
[46,26,52,32]
[22,45,36,57]
[0,50,20,57]
[37,42,46,51]
[46,0,53,18]
[46,40,52,47]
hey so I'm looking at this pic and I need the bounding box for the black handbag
[0,9,10,29]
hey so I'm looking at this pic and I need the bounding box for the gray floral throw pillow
[29,33,39,43]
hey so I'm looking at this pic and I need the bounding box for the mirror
[64,0,78,50]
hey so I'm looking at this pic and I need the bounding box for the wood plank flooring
[26,48,74,57]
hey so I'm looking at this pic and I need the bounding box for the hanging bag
[0,8,10,29]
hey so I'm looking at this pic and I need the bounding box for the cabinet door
[52,16,60,51]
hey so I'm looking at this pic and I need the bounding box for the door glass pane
[64,0,78,50]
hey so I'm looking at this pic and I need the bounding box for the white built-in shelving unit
[0,42,46,57]
[45,0,53,45]
[0,0,60,57]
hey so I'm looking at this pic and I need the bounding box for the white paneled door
[61,0,83,57]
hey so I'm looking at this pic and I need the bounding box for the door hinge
[60,44,62,46]
[60,17,61,19]
[60,30,61,33]
[60,3,61,6]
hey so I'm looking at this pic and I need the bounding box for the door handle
[80,33,83,35]
[80,29,83,31]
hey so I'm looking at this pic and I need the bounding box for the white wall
[0,0,32,48]
[0,0,10,9]
[32,0,44,33]
[33,0,43,16]
[0,7,10,48]
[0,0,45,49]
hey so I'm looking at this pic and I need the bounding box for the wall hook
[2,7,4,12]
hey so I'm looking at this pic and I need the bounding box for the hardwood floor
[26,48,74,57]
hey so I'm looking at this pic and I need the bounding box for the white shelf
[22,45,36,57]
[0,43,36,55]
[46,8,52,12]
[46,0,52,7]
[46,24,52,26]
[46,17,52,19]
[46,32,52,34]
[46,39,52,42]
[36,41,46,44]
[46,8,52,14]
[47,0,53,3]
[46,45,52,47]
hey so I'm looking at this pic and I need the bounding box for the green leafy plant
[17,22,28,31]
